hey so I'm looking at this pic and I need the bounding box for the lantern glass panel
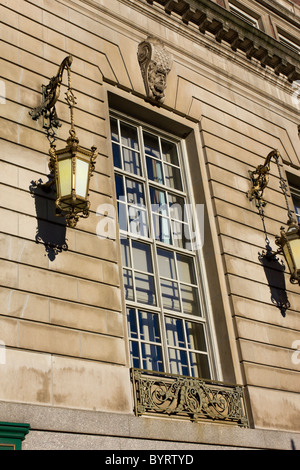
[289,239,300,270]
[283,243,293,273]
[58,158,72,197]
[76,158,89,198]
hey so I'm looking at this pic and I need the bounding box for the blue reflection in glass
[123,268,134,301]
[141,343,163,372]
[126,178,145,206]
[127,308,138,338]
[169,348,189,376]
[112,143,121,168]
[150,187,168,216]
[120,239,131,267]
[110,117,119,142]
[120,122,139,150]
[165,317,185,348]
[115,174,125,200]
[138,310,160,343]
[146,157,163,184]
[143,132,160,158]
[122,148,142,176]
[130,341,140,368]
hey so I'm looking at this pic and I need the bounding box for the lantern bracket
[248,150,279,210]
[29,56,73,140]
[247,149,295,221]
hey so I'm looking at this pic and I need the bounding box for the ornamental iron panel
[131,368,249,427]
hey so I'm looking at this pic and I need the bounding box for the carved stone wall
[1,0,300,448]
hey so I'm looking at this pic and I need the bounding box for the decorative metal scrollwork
[29,55,73,143]
[131,369,249,427]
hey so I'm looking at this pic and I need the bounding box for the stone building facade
[0,0,299,450]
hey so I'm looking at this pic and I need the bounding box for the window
[229,3,259,28]
[291,187,300,224]
[111,114,212,379]
[278,34,300,55]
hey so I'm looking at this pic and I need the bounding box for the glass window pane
[143,131,160,158]
[127,308,138,338]
[150,187,168,216]
[120,122,139,150]
[189,352,210,379]
[152,215,171,244]
[141,343,163,372]
[292,193,300,223]
[110,117,119,142]
[58,158,72,197]
[168,348,189,376]
[161,139,179,165]
[181,285,201,316]
[176,254,196,284]
[117,201,127,232]
[157,249,176,279]
[171,220,184,248]
[165,317,185,348]
[185,321,206,351]
[120,238,131,267]
[123,268,134,301]
[122,148,142,176]
[169,194,184,221]
[146,157,164,184]
[172,221,191,249]
[128,207,148,237]
[138,310,161,343]
[129,340,140,368]
[115,174,125,200]
[161,280,180,310]
[112,143,121,168]
[135,273,156,305]
[75,159,89,198]
[132,241,153,272]
[164,164,182,190]
[125,178,145,206]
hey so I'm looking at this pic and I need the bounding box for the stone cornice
[146,0,300,82]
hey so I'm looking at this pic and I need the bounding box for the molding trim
[145,0,300,82]
[1,401,299,449]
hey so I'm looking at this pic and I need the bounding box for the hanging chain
[249,150,295,255]
[65,65,77,136]
[275,156,294,222]
[45,116,57,145]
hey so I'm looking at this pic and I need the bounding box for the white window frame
[111,111,220,380]
[278,34,300,55]
[229,3,259,28]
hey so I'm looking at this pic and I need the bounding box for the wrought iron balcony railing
[131,368,249,427]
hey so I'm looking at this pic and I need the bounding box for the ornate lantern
[49,130,97,227]
[29,55,97,227]
[248,149,300,285]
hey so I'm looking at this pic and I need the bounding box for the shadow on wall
[258,241,290,317]
[29,179,68,261]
